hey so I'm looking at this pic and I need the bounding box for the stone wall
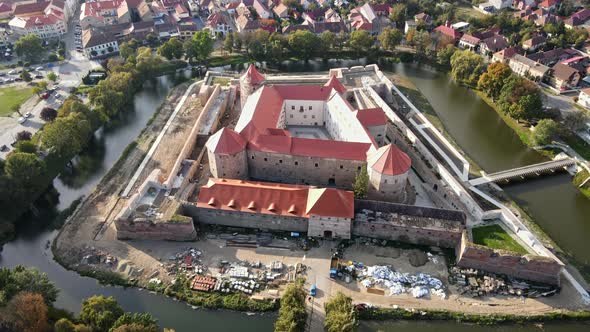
[115,217,197,241]
[247,150,364,188]
[367,168,407,202]
[455,232,563,285]
[308,215,351,239]
[184,203,309,233]
[352,199,466,248]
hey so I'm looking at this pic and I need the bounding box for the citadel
[113,64,570,288]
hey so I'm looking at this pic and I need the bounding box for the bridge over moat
[469,158,576,186]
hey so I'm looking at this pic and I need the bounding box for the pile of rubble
[449,267,557,298]
[164,247,207,276]
[360,265,446,299]
[80,247,118,268]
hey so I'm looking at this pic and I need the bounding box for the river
[0,61,588,331]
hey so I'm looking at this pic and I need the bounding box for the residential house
[0,2,12,19]
[349,3,391,34]
[528,48,578,66]
[236,13,259,32]
[225,2,240,15]
[137,1,154,21]
[414,12,432,26]
[160,0,186,12]
[479,34,509,56]
[80,0,125,28]
[522,35,546,52]
[272,2,288,18]
[512,0,535,10]
[508,54,550,81]
[82,28,119,58]
[253,0,271,19]
[538,0,558,11]
[564,8,590,29]
[177,23,199,39]
[577,88,590,109]
[433,22,462,43]
[459,34,481,51]
[206,11,231,36]
[492,46,522,63]
[477,0,512,13]
[549,62,582,90]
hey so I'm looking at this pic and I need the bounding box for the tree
[349,30,373,58]
[32,86,43,97]
[319,31,336,52]
[5,292,49,332]
[186,31,214,63]
[274,281,306,332]
[288,30,321,61]
[157,37,183,60]
[0,266,58,305]
[532,119,560,145]
[389,4,407,27]
[477,62,512,101]
[450,50,486,86]
[41,112,92,157]
[40,107,58,122]
[234,33,243,51]
[411,30,431,57]
[15,34,43,62]
[20,70,32,82]
[324,292,358,332]
[498,76,543,121]
[353,165,369,199]
[15,140,36,153]
[16,130,32,141]
[4,153,46,192]
[80,296,124,332]
[224,32,234,54]
[378,27,403,52]
[110,313,158,332]
[55,318,76,332]
[11,104,22,116]
[38,80,48,90]
[47,72,58,82]
[112,323,159,332]
[564,112,589,132]
[436,44,456,67]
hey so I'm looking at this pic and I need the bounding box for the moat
[0,62,589,331]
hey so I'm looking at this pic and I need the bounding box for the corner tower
[240,64,265,108]
[367,144,411,202]
[205,128,248,179]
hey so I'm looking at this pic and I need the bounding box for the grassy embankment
[0,86,34,116]
[359,307,590,325]
[471,224,528,254]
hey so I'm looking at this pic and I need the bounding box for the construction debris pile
[449,267,557,298]
[80,247,118,267]
[164,247,208,276]
[360,265,446,299]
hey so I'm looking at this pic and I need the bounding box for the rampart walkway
[469,158,576,186]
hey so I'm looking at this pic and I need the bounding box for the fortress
[205,65,411,203]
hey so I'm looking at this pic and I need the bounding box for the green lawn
[472,224,528,254]
[0,86,35,116]
[456,5,488,20]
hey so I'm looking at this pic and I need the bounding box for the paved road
[0,4,100,160]
[542,89,579,115]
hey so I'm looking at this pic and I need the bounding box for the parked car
[35,66,43,71]
[309,284,317,297]
[34,74,43,79]
[17,117,26,124]
[7,69,15,75]
[0,145,9,152]
[41,92,49,99]
[24,112,32,118]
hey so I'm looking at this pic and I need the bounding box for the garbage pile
[361,265,446,299]
[165,247,207,276]
[80,247,118,267]
[449,267,557,298]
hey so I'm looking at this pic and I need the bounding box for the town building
[82,28,119,58]
[348,2,391,34]
[549,62,582,90]
[577,88,590,109]
[206,65,412,203]
[9,0,69,39]
[508,54,549,81]
[433,22,462,43]
[522,35,546,52]
[564,8,590,29]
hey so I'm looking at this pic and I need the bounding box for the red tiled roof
[242,64,265,85]
[0,2,12,12]
[355,108,387,127]
[538,0,558,8]
[368,144,411,176]
[206,128,246,155]
[306,188,354,219]
[324,75,347,94]
[13,1,49,16]
[434,24,462,40]
[196,178,354,218]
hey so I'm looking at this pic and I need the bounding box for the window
[279,160,282,163]
[264,158,268,161]
[299,106,304,111]
[312,115,315,119]
[295,161,298,165]
[290,114,293,118]
[308,106,312,110]
[339,165,343,169]
[251,156,254,159]
[304,115,307,119]
[315,163,318,167]
[291,105,295,110]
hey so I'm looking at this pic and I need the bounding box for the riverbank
[359,306,590,325]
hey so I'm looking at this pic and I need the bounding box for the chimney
[445,20,450,27]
